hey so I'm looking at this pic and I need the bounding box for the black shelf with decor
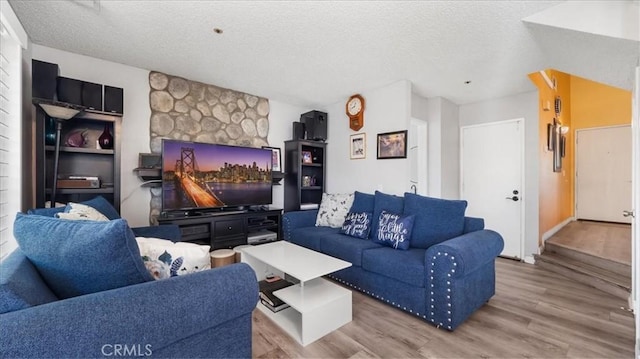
[283,140,326,212]
[33,101,122,212]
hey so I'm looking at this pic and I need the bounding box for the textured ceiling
[7,0,639,108]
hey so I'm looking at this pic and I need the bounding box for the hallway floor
[546,220,631,265]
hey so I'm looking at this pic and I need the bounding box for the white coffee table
[241,241,352,346]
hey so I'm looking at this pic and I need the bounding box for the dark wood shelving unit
[283,140,326,212]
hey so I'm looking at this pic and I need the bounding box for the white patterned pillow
[315,193,355,228]
[56,202,109,221]
[136,237,211,280]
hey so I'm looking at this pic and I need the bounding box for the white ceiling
[8,0,640,108]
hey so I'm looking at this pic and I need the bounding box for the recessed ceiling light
[464,80,472,84]
[213,28,224,34]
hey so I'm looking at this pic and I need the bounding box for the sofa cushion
[288,226,341,252]
[372,211,415,250]
[136,237,211,279]
[370,191,404,239]
[362,247,427,288]
[0,250,58,314]
[13,214,153,299]
[403,193,468,248]
[339,212,373,239]
[350,191,375,213]
[316,193,354,228]
[56,202,110,221]
[320,233,382,267]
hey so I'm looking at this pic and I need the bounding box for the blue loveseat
[0,197,258,358]
[283,191,504,331]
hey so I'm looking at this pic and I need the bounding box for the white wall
[326,80,412,196]
[267,100,310,209]
[459,90,540,259]
[440,97,460,199]
[33,45,305,226]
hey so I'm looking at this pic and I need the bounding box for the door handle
[623,210,635,218]
[506,196,519,201]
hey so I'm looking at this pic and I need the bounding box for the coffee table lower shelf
[257,278,352,346]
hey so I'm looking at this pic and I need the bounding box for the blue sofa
[0,197,259,358]
[283,191,504,331]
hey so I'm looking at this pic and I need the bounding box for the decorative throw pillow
[372,211,415,250]
[370,191,405,239]
[56,202,109,221]
[339,212,372,239]
[315,192,355,228]
[13,214,153,299]
[136,237,211,280]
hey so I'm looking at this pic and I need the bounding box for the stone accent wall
[147,71,270,223]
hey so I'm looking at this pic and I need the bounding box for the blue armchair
[0,197,259,358]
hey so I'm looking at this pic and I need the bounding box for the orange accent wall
[570,75,631,130]
[530,70,632,247]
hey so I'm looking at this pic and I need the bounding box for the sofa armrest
[131,224,182,242]
[0,263,258,358]
[425,229,503,278]
[282,210,318,241]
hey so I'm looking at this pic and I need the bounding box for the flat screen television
[161,139,272,213]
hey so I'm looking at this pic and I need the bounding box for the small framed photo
[377,130,407,159]
[350,133,366,159]
[301,150,313,164]
[262,146,282,172]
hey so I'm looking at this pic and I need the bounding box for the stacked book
[258,277,293,313]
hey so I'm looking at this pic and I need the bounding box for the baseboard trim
[542,216,575,243]
[524,255,536,264]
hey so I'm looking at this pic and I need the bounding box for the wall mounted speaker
[292,121,306,140]
[56,77,83,105]
[104,86,124,114]
[82,81,103,111]
[300,110,327,141]
[32,60,59,100]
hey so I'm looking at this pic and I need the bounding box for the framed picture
[350,133,366,159]
[262,146,282,172]
[377,130,407,159]
[301,150,313,164]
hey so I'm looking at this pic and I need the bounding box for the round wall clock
[346,94,365,131]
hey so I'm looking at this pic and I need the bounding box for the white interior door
[461,119,524,259]
[575,126,632,224]
[409,118,428,195]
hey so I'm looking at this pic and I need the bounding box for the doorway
[575,125,632,224]
[461,119,524,259]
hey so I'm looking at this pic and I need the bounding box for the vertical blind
[0,21,21,261]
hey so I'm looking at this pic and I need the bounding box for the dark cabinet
[284,140,326,212]
[157,209,282,250]
[34,102,122,211]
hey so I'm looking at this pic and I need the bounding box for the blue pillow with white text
[339,212,372,239]
[372,211,415,250]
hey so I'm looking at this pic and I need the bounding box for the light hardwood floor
[251,258,635,358]
[546,220,631,265]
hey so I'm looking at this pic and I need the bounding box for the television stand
[157,208,282,250]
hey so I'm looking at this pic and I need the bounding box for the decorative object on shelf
[302,175,312,187]
[346,94,365,131]
[262,146,282,172]
[65,129,88,147]
[350,133,366,159]
[37,101,83,207]
[301,150,313,164]
[377,130,407,159]
[98,123,114,149]
[45,117,57,145]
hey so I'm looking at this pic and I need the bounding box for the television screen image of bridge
[161,141,272,211]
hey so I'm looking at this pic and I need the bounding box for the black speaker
[300,110,327,141]
[292,121,306,140]
[82,81,103,111]
[56,77,83,105]
[104,86,124,114]
[32,60,59,100]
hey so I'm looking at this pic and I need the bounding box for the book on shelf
[260,298,290,313]
[258,278,294,309]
